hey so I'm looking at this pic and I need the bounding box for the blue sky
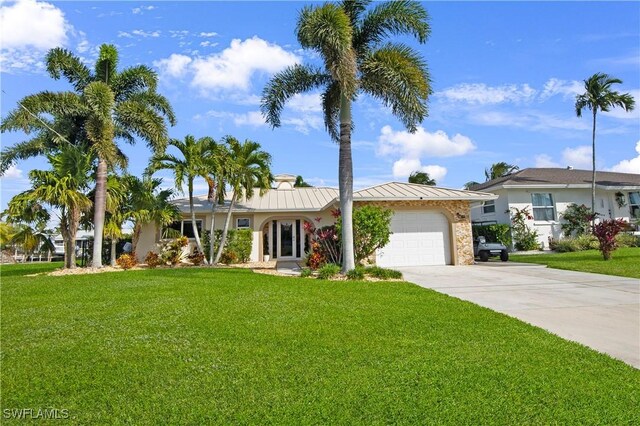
[1,0,639,212]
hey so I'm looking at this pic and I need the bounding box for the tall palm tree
[1,44,176,268]
[213,137,272,265]
[6,146,92,268]
[125,175,180,259]
[262,0,431,272]
[147,135,214,260]
[575,73,635,215]
[408,171,436,185]
[484,162,519,181]
[202,140,231,265]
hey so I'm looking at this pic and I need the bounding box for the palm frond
[95,44,119,84]
[261,64,331,127]
[111,65,158,100]
[322,82,341,141]
[113,101,169,152]
[360,43,431,131]
[46,47,92,91]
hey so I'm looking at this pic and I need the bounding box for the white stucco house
[470,168,640,248]
[137,174,496,267]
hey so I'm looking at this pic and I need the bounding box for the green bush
[335,205,394,264]
[561,203,597,237]
[346,267,365,280]
[553,239,580,253]
[365,266,403,280]
[161,236,188,267]
[299,268,313,278]
[472,224,512,247]
[210,229,253,264]
[616,233,640,248]
[317,263,341,280]
[219,250,239,265]
[575,234,599,250]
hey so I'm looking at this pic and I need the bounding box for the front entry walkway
[398,263,640,368]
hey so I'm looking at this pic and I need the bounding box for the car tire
[500,250,509,262]
[479,251,489,262]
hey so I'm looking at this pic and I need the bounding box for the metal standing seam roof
[171,182,496,213]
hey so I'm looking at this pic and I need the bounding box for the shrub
[161,236,188,267]
[592,219,627,260]
[472,224,512,247]
[188,250,205,266]
[561,204,597,237]
[553,239,580,253]
[219,250,239,265]
[365,266,403,280]
[346,267,365,280]
[116,253,137,270]
[211,229,252,264]
[300,268,313,278]
[509,206,539,251]
[575,234,599,251]
[336,205,394,264]
[615,232,640,248]
[144,251,162,268]
[304,242,326,270]
[317,263,341,280]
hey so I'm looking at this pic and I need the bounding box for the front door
[278,220,295,258]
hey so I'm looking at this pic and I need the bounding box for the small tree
[408,171,436,186]
[561,204,598,237]
[592,219,627,260]
[509,206,539,251]
[337,205,394,264]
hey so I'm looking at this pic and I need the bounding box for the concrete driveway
[398,263,640,368]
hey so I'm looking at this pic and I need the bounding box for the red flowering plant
[592,219,628,260]
[508,206,539,251]
[303,215,341,269]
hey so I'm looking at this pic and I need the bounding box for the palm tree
[202,140,231,265]
[463,181,480,190]
[262,0,431,272]
[484,162,519,181]
[1,44,176,268]
[6,146,92,268]
[408,171,435,185]
[575,73,635,216]
[294,176,312,187]
[9,224,55,262]
[213,137,272,265]
[125,175,180,259]
[147,135,214,260]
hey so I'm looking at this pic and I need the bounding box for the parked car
[473,236,509,262]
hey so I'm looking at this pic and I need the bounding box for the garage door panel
[376,211,451,267]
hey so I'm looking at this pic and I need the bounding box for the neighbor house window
[531,193,555,221]
[164,220,203,239]
[482,200,496,214]
[236,218,250,229]
[630,192,640,219]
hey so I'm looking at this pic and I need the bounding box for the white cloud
[534,154,561,168]
[540,78,583,100]
[2,165,23,179]
[153,54,192,78]
[377,125,476,158]
[233,111,266,127]
[562,145,592,169]
[391,159,447,182]
[610,140,640,174]
[281,114,323,134]
[199,32,218,37]
[118,29,160,38]
[190,36,300,92]
[287,93,322,113]
[199,40,218,48]
[436,83,537,105]
[132,5,155,15]
[1,0,68,49]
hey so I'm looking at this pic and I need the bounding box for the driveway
[398,263,640,368]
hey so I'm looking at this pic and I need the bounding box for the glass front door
[279,221,294,258]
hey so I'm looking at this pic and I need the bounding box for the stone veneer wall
[355,200,474,266]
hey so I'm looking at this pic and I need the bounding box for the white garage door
[376,211,451,267]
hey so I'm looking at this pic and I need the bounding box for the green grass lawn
[510,247,640,278]
[1,264,639,424]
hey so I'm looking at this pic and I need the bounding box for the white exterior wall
[470,187,638,249]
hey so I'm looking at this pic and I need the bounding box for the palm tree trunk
[66,207,80,269]
[591,110,597,224]
[339,94,355,273]
[91,157,108,267]
[214,193,237,264]
[110,238,117,266]
[207,184,218,265]
[132,223,142,260]
[188,182,207,263]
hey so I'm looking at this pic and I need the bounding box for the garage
[376,211,451,267]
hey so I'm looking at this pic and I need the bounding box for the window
[164,220,203,239]
[531,193,555,221]
[482,200,496,214]
[236,218,250,229]
[630,192,640,219]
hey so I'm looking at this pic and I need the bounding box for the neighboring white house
[470,168,640,248]
[137,174,496,267]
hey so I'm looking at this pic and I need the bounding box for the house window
[482,200,496,214]
[531,193,555,221]
[165,220,203,239]
[630,192,640,219]
[236,218,250,229]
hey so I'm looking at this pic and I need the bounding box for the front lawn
[1,264,638,424]
[510,247,640,278]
